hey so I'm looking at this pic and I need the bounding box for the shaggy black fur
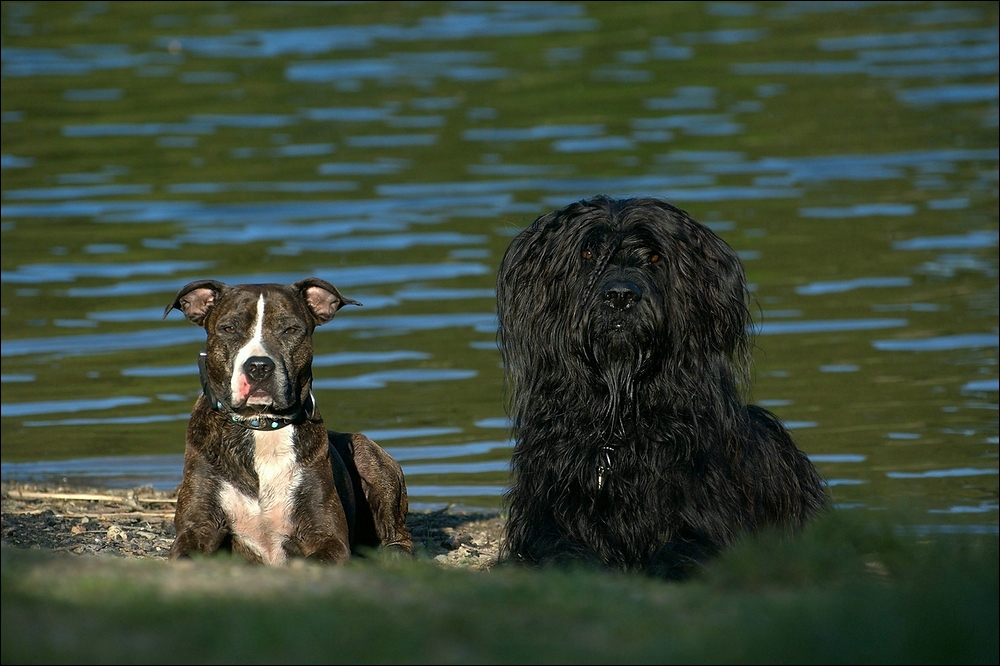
[496,195,829,579]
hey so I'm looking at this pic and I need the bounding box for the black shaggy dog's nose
[244,356,275,382]
[603,281,642,311]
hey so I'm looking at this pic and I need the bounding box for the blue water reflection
[276,232,486,254]
[800,204,917,218]
[63,88,122,102]
[962,379,999,393]
[1,2,996,519]
[5,184,153,199]
[631,114,743,136]
[403,460,510,476]
[1,328,205,358]
[313,368,477,390]
[887,468,998,479]
[63,264,489,297]
[1,454,185,491]
[754,318,908,336]
[928,501,1000,514]
[2,396,151,418]
[810,454,867,463]
[896,82,999,106]
[1,194,522,224]
[796,277,912,295]
[699,149,996,185]
[1,45,167,77]
[166,181,356,194]
[23,414,191,427]
[871,333,998,352]
[150,5,595,60]
[2,260,212,284]
[892,230,999,250]
[317,159,411,175]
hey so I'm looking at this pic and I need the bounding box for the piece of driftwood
[5,489,176,504]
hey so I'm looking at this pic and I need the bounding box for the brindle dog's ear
[293,277,362,326]
[163,280,228,327]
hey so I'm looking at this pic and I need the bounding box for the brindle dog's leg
[329,432,413,554]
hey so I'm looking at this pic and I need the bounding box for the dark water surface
[2,2,997,528]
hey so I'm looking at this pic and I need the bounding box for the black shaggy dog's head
[497,195,752,415]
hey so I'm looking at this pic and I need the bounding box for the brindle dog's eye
[582,249,593,260]
[219,324,236,334]
[284,326,299,335]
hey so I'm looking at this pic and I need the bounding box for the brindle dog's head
[164,278,359,420]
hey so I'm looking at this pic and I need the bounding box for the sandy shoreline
[1,481,504,569]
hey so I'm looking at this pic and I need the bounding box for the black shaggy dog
[496,195,829,579]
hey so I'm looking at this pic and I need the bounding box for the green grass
[2,508,996,664]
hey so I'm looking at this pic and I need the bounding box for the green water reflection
[1,2,996,523]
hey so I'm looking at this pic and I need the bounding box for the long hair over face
[496,195,753,427]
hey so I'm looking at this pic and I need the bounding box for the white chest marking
[230,295,267,398]
[218,427,301,565]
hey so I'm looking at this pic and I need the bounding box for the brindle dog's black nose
[244,356,275,382]
[603,281,642,311]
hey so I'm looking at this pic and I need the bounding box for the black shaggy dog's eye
[649,252,660,264]
[582,249,593,260]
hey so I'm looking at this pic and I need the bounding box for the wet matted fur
[496,195,829,579]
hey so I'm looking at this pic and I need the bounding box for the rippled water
[2,2,997,527]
